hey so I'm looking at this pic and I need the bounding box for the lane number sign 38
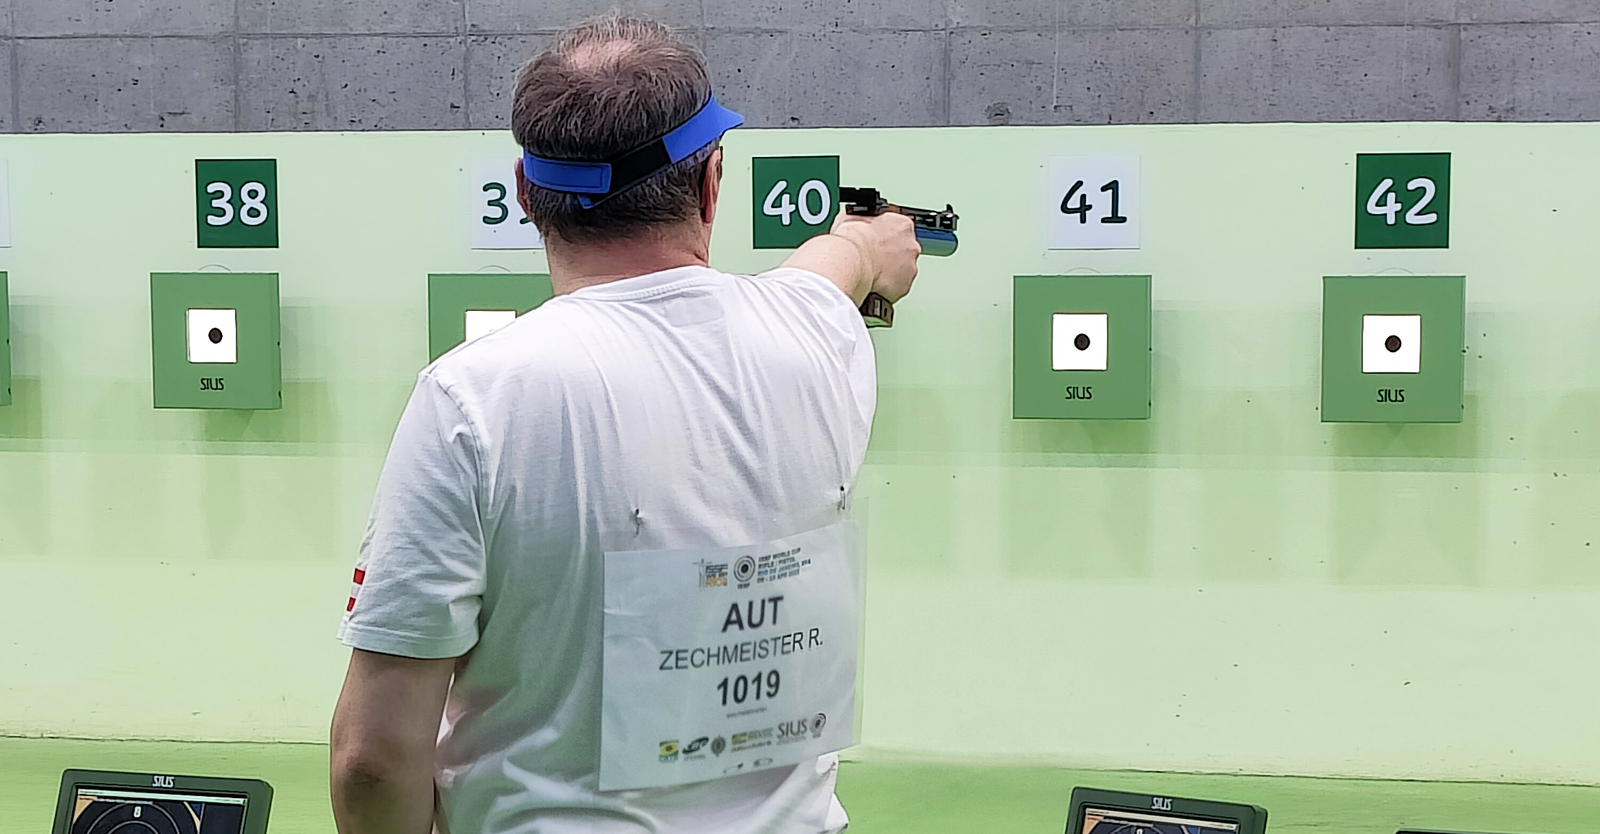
[196,159,279,249]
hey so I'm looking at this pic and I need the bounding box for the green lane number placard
[752,156,838,249]
[1355,153,1450,249]
[196,159,279,248]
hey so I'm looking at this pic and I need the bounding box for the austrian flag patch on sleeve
[346,567,367,612]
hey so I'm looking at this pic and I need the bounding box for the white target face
[1052,313,1108,371]
[1362,314,1421,374]
[186,308,238,364]
[464,309,518,343]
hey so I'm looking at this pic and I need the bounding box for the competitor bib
[599,521,862,791]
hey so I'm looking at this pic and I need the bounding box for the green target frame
[150,273,281,410]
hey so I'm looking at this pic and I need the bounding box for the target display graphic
[69,789,246,834]
[1361,314,1421,374]
[1067,789,1266,834]
[186,309,238,364]
[464,309,518,343]
[1052,313,1108,371]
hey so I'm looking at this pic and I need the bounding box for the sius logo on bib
[777,717,814,743]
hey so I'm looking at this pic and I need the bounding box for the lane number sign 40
[1355,152,1450,249]
[1048,155,1140,250]
[471,159,543,249]
[196,159,278,249]
[752,156,839,249]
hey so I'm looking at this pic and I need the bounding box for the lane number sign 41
[1048,155,1141,250]
[196,159,278,249]
[1355,152,1450,249]
[752,156,839,250]
[471,159,543,249]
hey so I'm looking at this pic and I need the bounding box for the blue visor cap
[521,93,744,208]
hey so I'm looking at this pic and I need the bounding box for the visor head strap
[520,93,744,209]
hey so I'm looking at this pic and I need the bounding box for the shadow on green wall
[1330,396,1484,585]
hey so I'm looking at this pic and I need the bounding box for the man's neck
[546,228,710,295]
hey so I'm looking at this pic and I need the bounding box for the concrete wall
[2,1,1598,133]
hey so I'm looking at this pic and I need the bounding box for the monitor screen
[1083,805,1242,834]
[70,786,248,834]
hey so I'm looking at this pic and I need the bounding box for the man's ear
[700,147,723,226]
[514,159,535,221]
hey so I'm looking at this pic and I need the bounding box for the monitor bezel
[53,769,273,834]
[1068,786,1269,834]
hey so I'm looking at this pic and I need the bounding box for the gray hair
[511,16,716,244]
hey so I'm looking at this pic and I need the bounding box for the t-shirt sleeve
[338,373,486,659]
[754,266,878,452]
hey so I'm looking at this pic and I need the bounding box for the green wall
[1,125,1597,785]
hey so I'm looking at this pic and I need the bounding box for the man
[330,14,919,834]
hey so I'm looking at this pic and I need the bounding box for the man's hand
[829,211,920,304]
[330,649,456,834]
[782,211,920,307]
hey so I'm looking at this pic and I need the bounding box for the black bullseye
[1074,333,1091,351]
[208,328,224,344]
[1385,335,1402,353]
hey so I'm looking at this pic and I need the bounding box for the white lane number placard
[1048,155,1140,250]
[471,159,544,250]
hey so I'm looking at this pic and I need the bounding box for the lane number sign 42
[1355,152,1450,249]
[196,159,278,249]
[471,159,543,249]
[752,156,839,249]
[1048,155,1140,249]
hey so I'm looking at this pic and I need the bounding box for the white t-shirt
[339,265,875,834]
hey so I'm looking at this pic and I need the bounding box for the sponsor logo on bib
[696,559,728,588]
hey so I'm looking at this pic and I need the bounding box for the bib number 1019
[718,670,780,706]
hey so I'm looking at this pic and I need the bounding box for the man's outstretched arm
[330,649,457,834]
[783,211,920,308]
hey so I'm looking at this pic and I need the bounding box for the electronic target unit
[426,273,554,362]
[1014,274,1151,420]
[52,769,272,834]
[1067,787,1268,834]
[1321,275,1465,423]
[150,273,281,410]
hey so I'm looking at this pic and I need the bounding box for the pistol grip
[860,293,894,328]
